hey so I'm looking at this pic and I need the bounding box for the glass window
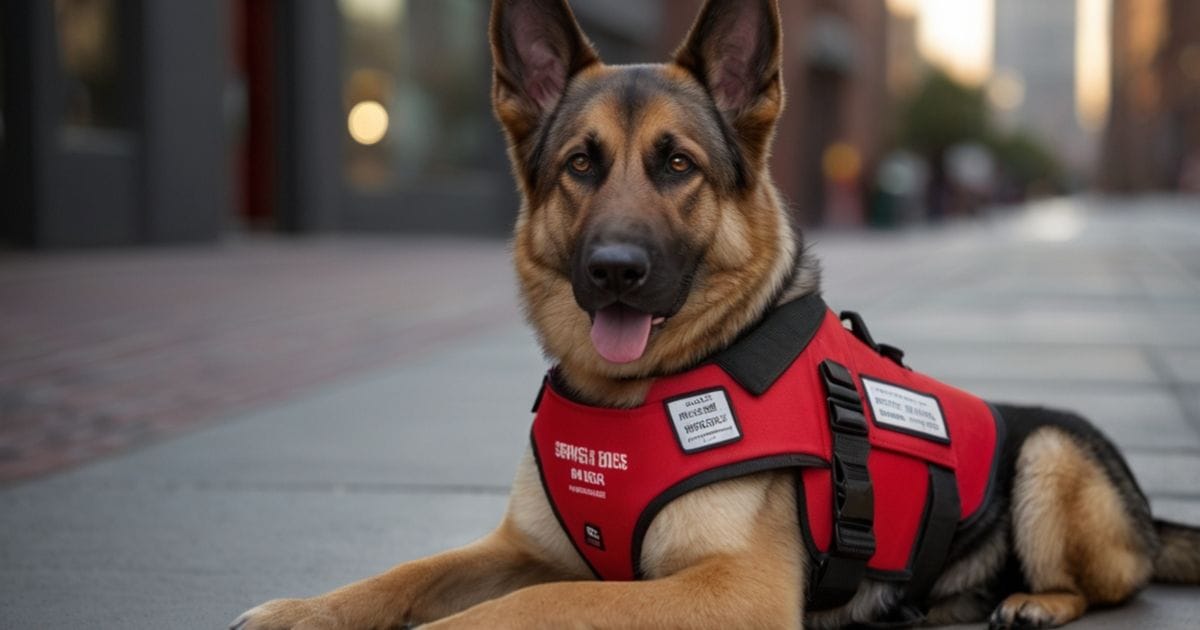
[55,0,126,129]
[339,0,491,190]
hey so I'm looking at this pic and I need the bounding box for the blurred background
[2,3,1200,627]
[3,0,1198,247]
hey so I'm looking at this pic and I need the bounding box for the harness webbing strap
[903,465,961,607]
[808,360,876,610]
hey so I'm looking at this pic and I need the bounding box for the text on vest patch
[665,388,741,453]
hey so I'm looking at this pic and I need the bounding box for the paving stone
[0,484,505,629]
[964,382,1200,451]
[1158,348,1200,385]
[898,343,1160,385]
[56,325,547,491]
[1126,452,1200,498]
[1152,498,1200,525]
[0,238,524,482]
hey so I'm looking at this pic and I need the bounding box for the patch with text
[664,388,742,453]
[861,377,949,443]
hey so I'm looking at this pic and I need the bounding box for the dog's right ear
[490,0,599,144]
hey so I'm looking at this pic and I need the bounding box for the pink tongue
[590,304,653,364]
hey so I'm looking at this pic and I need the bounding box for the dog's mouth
[589,304,669,364]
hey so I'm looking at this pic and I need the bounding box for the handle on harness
[840,311,907,368]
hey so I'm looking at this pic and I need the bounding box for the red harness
[530,296,1004,609]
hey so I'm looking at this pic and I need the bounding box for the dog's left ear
[674,0,783,161]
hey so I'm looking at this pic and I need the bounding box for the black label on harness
[584,523,605,550]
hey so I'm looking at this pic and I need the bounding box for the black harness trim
[903,465,961,606]
[713,294,829,395]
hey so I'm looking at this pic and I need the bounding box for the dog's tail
[1152,519,1200,584]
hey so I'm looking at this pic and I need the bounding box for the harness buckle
[834,519,877,560]
[809,360,879,611]
[829,400,868,435]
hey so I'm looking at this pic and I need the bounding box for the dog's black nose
[587,244,650,295]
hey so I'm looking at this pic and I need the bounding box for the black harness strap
[903,465,961,607]
[808,359,876,611]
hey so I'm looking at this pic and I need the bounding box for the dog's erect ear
[674,0,783,159]
[490,0,599,143]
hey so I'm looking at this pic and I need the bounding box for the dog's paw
[987,592,1086,629]
[229,598,340,630]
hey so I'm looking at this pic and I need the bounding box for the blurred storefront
[1101,0,1200,192]
[0,0,654,249]
[3,0,226,248]
[3,0,889,249]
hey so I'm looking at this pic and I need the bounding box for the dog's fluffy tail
[1152,519,1200,584]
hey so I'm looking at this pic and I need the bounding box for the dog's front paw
[230,598,341,630]
[988,592,1086,629]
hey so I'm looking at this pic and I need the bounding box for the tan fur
[511,62,795,407]
[992,427,1153,627]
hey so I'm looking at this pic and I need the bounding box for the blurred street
[1,196,1198,628]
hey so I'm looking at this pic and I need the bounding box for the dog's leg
[231,522,578,630]
[989,426,1155,629]
[422,547,802,630]
[422,472,805,630]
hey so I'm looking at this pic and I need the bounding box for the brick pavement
[0,237,521,483]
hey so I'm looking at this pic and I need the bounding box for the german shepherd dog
[234,1,1200,628]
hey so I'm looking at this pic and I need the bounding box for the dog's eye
[668,154,694,174]
[568,154,593,175]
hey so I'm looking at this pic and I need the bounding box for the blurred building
[991,0,1098,175]
[3,0,227,248]
[1100,0,1200,192]
[2,0,890,249]
[885,4,922,104]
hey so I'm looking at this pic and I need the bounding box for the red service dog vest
[530,296,1004,610]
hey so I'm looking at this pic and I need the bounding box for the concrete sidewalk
[2,196,1199,628]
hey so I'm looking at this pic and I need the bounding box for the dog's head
[491,0,803,399]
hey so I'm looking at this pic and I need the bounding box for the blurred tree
[987,129,1065,198]
[897,70,989,154]
[895,69,1064,212]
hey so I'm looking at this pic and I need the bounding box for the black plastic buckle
[810,360,878,610]
[834,519,877,559]
[829,400,868,435]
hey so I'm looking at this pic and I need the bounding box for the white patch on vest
[666,389,741,453]
[861,378,949,442]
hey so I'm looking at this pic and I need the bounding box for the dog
[233,1,1200,627]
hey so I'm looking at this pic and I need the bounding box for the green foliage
[896,69,1065,192]
[986,130,1064,192]
[897,71,990,153]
